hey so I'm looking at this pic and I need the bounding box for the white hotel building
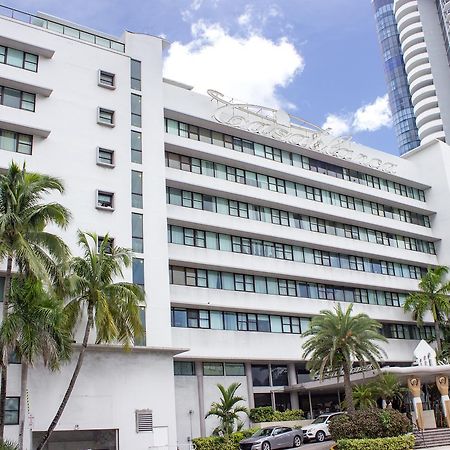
[0,5,450,450]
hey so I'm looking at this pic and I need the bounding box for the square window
[97,147,114,166]
[203,362,224,376]
[98,108,115,126]
[5,397,19,425]
[98,70,115,88]
[97,191,114,209]
[98,236,114,254]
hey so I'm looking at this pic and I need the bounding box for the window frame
[97,107,115,127]
[96,190,115,210]
[96,147,115,167]
[98,70,116,89]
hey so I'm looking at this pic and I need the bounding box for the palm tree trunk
[36,304,93,450]
[433,318,442,354]
[343,364,355,414]
[0,256,13,440]
[18,361,28,450]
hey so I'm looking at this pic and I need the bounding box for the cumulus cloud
[322,114,351,136]
[163,20,304,108]
[237,4,282,31]
[323,94,392,136]
[352,95,392,132]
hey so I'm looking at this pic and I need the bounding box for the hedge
[329,409,412,441]
[193,428,259,450]
[249,407,304,423]
[337,435,415,450]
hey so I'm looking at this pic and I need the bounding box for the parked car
[301,412,345,442]
[239,426,303,450]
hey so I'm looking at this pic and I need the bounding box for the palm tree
[36,231,145,450]
[372,373,407,408]
[205,383,248,436]
[404,266,450,353]
[352,384,377,410]
[0,162,70,439]
[302,304,387,414]
[0,277,72,450]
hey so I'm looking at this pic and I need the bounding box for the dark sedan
[239,426,303,450]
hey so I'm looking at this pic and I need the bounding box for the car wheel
[262,441,271,450]
[315,431,326,442]
[293,435,302,447]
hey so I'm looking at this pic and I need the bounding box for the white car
[301,412,344,442]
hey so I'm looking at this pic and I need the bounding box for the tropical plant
[0,162,70,439]
[205,383,248,436]
[372,373,407,408]
[328,408,411,440]
[302,304,387,413]
[404,266,450,353]
[0,277,72,449]
[36,231,145,450]
[352,384,377,410]
[0,440,19,450]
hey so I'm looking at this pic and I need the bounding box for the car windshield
[252,428,274,437]
[311,416,328,424]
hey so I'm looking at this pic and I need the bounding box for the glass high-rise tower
[373,0,450,155]
[373,0,421,154]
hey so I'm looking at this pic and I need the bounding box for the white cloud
[322,114,351,136]
[352,95,392,132]
[323,94,392,136]
[237,4,283,32]
[163,20,304,108]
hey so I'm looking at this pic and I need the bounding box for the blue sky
[8,0,399,154]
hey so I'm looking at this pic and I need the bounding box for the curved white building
[394,0,446,144]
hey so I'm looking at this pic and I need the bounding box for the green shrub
[329,409,412,441]
[0,442,19,450]
[249,407,304,423]
[249,406,275,423]
[273,409,304,421]
[337,435,415,450]
[193,428,260,450]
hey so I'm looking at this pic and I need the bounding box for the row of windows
[167,225,426,280]
[171,307,435,340]
[172,308,310,333]
[169,266,409,307]
[166,187,436,255]
[174,361,246,376]
[0,129,33,155]
[0,85,35,111]
[166,152,430,227]
[0,45,38,72]
[164,118,426,202]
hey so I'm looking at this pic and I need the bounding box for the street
[289,441,335,450]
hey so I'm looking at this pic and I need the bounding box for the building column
[245,363,255,410]
[436,375,450,428]
[408,377,424,430]
[308,391,314,419]
[195,361,206,437]
[288,363,300,410]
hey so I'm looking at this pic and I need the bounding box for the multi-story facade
[1,5,450,450]
[373,0,450,153]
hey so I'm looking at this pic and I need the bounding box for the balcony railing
[0,4,125,52]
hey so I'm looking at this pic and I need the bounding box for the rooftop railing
[0,4,125,52]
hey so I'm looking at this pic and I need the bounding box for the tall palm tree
[0,162,70,439]
[352,384,377,410]
[404,266,450,353]
[37,231,145,450]
[205,383,248,436]
[302,304,387,414]
[372,373,407,408]
[0,277,72,450]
